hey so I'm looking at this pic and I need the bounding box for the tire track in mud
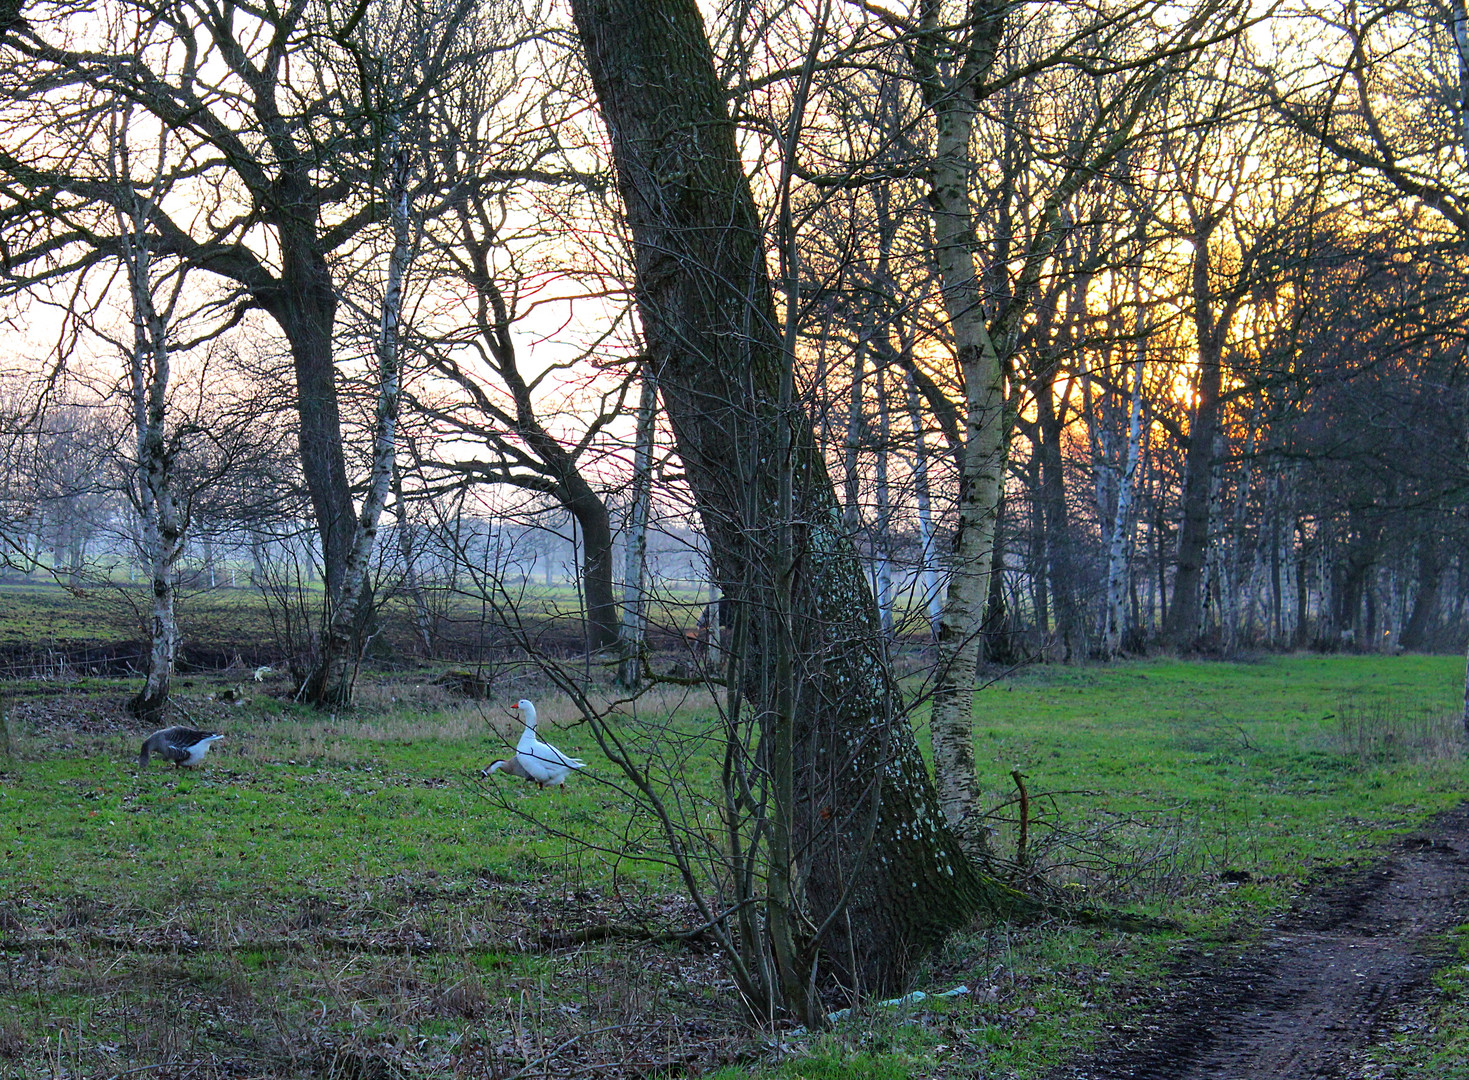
[1054,802,1469,1080]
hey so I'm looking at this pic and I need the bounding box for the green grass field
[0,654,1465,1077]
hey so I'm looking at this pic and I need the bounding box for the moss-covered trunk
[569,0,1011,998]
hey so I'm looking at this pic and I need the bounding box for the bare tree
[1266,0,1469,720]
[0,0,496,614]
[891,0,1244,848]
[110,106,191,721]
[1155,55,1326,649]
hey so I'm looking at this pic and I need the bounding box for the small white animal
[139,727,224,769]
[253,665,274,682]
[481,699,585,789]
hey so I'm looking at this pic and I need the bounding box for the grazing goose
[139,727,224,769]
[481,699,585,789]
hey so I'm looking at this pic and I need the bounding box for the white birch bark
[1084,356,1115,532]
[1103,330,1147,658]
[911,0,1009,853]
[908,0,1178,841]
[619,366,657,687]
[874,363,893,638]
[114,113,187,724]
[906,372,943,640]
[1453,0,1469,158]
[123,220,184,721]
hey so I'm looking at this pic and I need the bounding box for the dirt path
[1054,802,1469,1080]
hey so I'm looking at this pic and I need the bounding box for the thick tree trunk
[570,0,1004,999]
[1035,364,1081,660]
[258,232,356,604]
[1165,227,1226,649]
[1401,538,1442,651]
[562,476,620,652]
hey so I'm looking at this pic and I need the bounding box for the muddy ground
[1054,802,1469,1080]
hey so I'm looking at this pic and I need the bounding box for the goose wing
[526,736,585,771]
[510,738,585,785]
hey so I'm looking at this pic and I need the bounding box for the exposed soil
[1055,802,1469,1080]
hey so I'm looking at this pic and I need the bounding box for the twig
[1012,768,1030,869]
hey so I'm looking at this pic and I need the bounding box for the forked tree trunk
[305,136,411,706]
[570,0,1011,1001]
[121,209,183,725]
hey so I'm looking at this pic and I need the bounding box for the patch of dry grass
[1327,694,1467,767]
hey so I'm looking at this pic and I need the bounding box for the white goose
[139,726,224,769]
[481,699,586,789]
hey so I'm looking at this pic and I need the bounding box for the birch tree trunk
[841,335,868,533]
[910,0,1010,854]
[907,0,1187,843]
[121,202,184,724]
[619,367,657,688]
[906,372,943,641]
[1103,328,1147,658]
[874,363,893,639]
